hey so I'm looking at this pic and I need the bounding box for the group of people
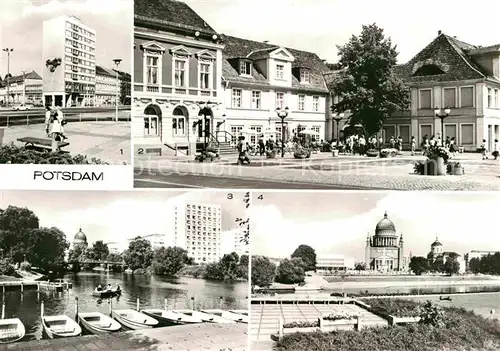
[96,283,120,292]
[480,138,499,160]
[420,134,458,156]
[44,105,68,142]
[333,134,405,155]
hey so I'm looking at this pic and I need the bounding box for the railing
[164,143,188,156]
[215,130,234,144]
[0,106,132,127]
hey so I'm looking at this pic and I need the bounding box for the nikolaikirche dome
[375,212,397,236]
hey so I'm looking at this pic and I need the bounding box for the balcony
[175,88,187,95]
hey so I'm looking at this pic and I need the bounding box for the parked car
[12,104,30,111]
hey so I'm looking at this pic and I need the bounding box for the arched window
[144,104,161,137]
[172,106,188,136]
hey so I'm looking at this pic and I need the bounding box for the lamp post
[2,48,13,107]
[434,107,451,143]
[275,106,289,158]
[331,110,345,149]
[199,101,215,151]
[113,59,122,122]
[21,70,27,104]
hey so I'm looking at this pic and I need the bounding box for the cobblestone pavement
[0,323,247,351]
[2,122,130,165]
[135,153,500,190]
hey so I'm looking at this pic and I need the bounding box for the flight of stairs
[196,142,238,156]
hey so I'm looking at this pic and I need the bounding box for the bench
[17,137,70,153]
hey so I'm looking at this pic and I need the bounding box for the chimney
[438,30,442,35]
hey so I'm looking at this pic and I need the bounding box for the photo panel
[0,189,250,349]
[132,0,500,191]
[250,191,500,351]
[0,0,133,189]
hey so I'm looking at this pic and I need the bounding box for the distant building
[427,236,466,273]
[316,254,355,272]
[105,241,125,254]
[464,250,500,271]
[170,201,222,263]
[222,227,248,257]
[42,15,96,107]
[128,233,166,250]
[72,227,88,250]
[365,212,405,271]
[95,65,119,106]
[0,71,43,105]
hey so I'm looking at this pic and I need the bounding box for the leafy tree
[354,262,366,271]
[330,23,410,137]
[67,245,85,272]
[468,257,481,274]
[291,244,316,271]
[123,237,153,270]
[275,258,306,284]
[91,241,109,261]
[409,256,429,275]
[204,262,224,280]
[0,206,40,263]
[106,252,123,262]
[151,246,190,276]
[203,252,244,281]
[251,256,276,288]
[25,227,69,272]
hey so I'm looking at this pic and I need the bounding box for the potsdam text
[33,171,104,181]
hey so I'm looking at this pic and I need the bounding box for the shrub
[0,144,109,164]
[20,262,31,271]
[283,321,319,329]
[361,298,421,318]
[293,148,311,159]
[419,300,445,327]
[0,259,15,276]
[194,151,219,162]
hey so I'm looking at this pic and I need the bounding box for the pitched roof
[468,44,500,55]
[221,34,330,92]
[8,70,42,83]
[396,33,499,83]
[96,65,116,77]
[134,0,216,35]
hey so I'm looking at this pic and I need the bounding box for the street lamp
[275,106,289,158]
[113,58,122,122]
[199,101,215,151]
[434,107,451,142]
[331,109,345,149]
[2,48,14,107]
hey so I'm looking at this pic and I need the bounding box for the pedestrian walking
[236,136,250,165]
[493,139,499,160]
[449,137,457,157]
[480,139,488,160]
[411,136,416,156]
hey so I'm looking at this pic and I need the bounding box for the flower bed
[293,148,311,159]
[0,144,108,164]
[379,148,397,158]
[366,149,379,157]
[323,312,359,321]
[283,321,319,329]
[360,298,421,318]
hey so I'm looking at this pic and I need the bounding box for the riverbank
[0,323,248,351]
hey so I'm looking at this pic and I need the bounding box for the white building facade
[316,254,355,272]
[95,66,119,106]
[220,35,331,147]
[42,15,96,107]
[0,71,43,105]
[170,201,222,264]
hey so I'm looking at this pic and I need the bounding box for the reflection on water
[0,272,248,341]
[337,285,500,295]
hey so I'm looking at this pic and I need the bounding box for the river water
[1,272,248,341]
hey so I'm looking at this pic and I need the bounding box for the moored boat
[141,309,203,326]
[41,302,81,339]
[229,309,248,316]
[78,312,121,334]
[0,301,25,344]
[111,309,158,330]
[173,309,235,323]
[201,309,248,323]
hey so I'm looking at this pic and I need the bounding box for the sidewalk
[2,122,130,165]
[135,153,500,190]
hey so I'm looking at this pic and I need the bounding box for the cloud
[22,0,131,17]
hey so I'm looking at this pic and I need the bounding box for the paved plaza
[134,152,500,190]
[250,302,388,350]
[2,121,130,165]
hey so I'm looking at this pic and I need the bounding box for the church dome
[74,228,87,242]
[431,236,442,247]
[375,212,396,236]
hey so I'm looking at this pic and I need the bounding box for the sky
[250,192,500,261]
[184,0,500,64]
[0,190,248,253]
[0,0,132,77]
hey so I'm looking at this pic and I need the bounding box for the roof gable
[134,0,216,34]
[269,47,294,62]
[397,33,486,83]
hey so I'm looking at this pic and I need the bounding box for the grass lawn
[275,300,500,351]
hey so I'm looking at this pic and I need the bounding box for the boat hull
[78,313,121,334]
[92,289,121,298]
[111,310,157,330]
[41,317,82,339]
[0,318,25,344]
[141,310,201,326]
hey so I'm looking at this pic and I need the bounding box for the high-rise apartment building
[171,201,222,263]
[42,15,96,107]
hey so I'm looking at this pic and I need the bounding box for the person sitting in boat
[106,284,112,290]
[116,284,121,292]
[96,284,102,291]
